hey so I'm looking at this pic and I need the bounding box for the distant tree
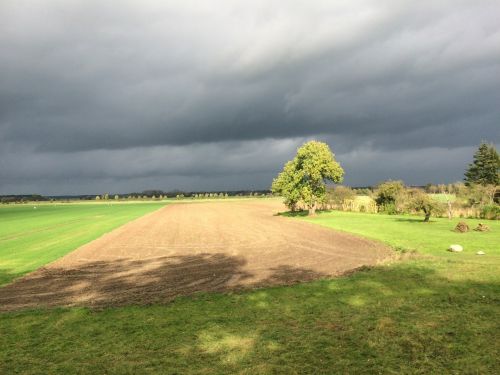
[453,182,467,196]
[224,193,229,198]
[354,188,371,196]
[95,195,100,200]
[429,185,438,194]
[272,141,344,215]
[465,143,500,186]
[103,193,109,200]
[374,180,405,212]
[327,186,356,209]
[406,189,444,222]
[114,195,119,200]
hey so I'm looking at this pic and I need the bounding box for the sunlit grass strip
[0,202,165,286]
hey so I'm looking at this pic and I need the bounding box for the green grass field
[0,202,165,286]
[1,207,499,374]
[302,210,499,256]
[429,193,457,203]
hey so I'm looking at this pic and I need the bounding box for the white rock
[448,244,463,252]
[476,251,485,255]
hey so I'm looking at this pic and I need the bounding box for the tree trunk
[424,211,431,222]
[309,203,316,216]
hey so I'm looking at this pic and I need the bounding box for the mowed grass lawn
[1,208,499,374]
[0,202,165,286]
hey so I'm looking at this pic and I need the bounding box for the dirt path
[0,200,391,311]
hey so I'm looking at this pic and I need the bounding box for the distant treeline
[0,194,49,203]
[0,186,466,203]
[1,190,273,203]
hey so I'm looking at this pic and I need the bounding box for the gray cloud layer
[1,0,499,194]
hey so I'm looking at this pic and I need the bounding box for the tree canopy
[271,141,344,214]
[464,142,500,186]
[374,180,405,212]
[405,189,443,222]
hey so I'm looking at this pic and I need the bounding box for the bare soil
[0,200,391,311]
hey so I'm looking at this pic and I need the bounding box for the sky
[1,0,499,195]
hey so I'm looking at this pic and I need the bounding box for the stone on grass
[476,251,485,255]
[448,244,463,252]
[455,222,469,233]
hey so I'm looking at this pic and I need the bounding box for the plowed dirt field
[0,200,391,310]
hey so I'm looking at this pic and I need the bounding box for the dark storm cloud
[1,0,499,194]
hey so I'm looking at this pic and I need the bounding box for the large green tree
[272,141,344,215]
[464,143,500,186]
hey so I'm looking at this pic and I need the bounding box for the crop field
[0,200,389,310]
[0,200,499,374]
[0,202,165,286]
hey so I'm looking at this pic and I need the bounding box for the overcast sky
[1,0,499,195]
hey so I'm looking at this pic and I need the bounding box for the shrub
[375,180,405,209]
[326,186,356,209]
[480,204,500,220]
[459,184,497,207]
[379,202,398,215]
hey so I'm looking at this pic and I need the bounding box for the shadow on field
[394,217,432,223]
[0,268,23,288]
[0,253,326,311]
[1,262,498,374]
[185,264,500,373]
[275,210,310,217]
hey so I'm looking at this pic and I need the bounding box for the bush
[375,180,405,208]
[326,186,356,209]
[480,205,500,220]
[379,202,398,215]
[459,184,497,207]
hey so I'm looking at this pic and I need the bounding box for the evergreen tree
[464,143,500,186]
